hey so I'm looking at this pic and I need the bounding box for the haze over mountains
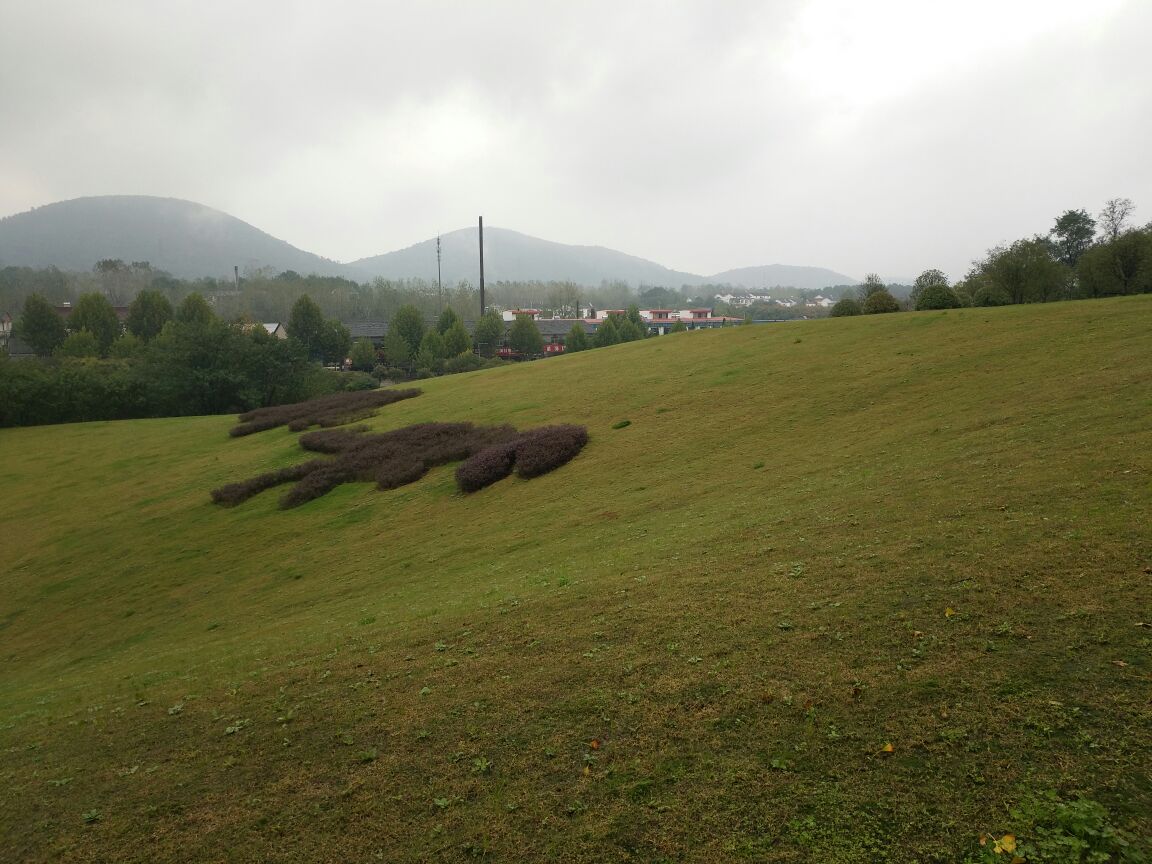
[0,196,857,290]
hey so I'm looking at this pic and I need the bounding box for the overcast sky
[2,0,1150,282]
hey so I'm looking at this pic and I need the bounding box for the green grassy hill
[2,297,1150,862]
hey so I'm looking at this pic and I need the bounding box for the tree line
[0,291,358,428]
[829,198,1151,317]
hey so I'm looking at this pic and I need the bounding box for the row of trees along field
[0,291,364,427]
[0,265,686,329]
[830,198,1152,317]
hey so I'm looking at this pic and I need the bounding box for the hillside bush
[829,297,862,317]
[443,351,483,375]
[214,420,588,507]
[229,388,421,437]
[862,289,900,314]
[513,424,589,479]
[915,284,963,310]
[455,441,519,493]
[209,461,324,506]
[456,424,590,492]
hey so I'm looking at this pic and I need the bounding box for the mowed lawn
[1,296,1149,862]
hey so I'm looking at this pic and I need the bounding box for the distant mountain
[706,264,858,292]
[351,226,703,287]
[0,196,352,280]
[0,196,859,292]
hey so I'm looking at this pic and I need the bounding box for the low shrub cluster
[212,420,589,508]
[510,424,590,479]
[229,388,421,437]
[454,441,518,493]
[455,424,589,491]
[209,461,325,506]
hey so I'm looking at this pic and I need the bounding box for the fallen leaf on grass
[880,742,894,753]
[589,739,601,750]
[945,607,956,619]
[1111,660,1129,667]
[992,833,1017,854]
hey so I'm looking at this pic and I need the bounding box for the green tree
[14,293,67,356]
[436,306,460,335]
[1077,229,1152,297]
[109,332,145,359]
[829,297,862,317]
[287,294,326,358]
[1050,209,1096,267]
[348,338,377,372]
[69,292,122,354]
[419,330,447,361]
[126,289,173,342]
[442,319,472,356]
[390,305,426,357]
[616,310,645,342]
[862,289,900,314]
[910,269,950,307]
[508,315,544,356]
[413,345,439,374]
[54,329,101,358]
[473,311,504,357]
[382,328,412,369]
[175,292,214,325]
[857,273,887,300]
[565,324,589,352]
[1098,197,1134,243]
[594,315,620,347]
[319,319,352,366]
[639,285,684,309]
[981,238,1068,304]
[914,283,962,310]
[669,320,688,333]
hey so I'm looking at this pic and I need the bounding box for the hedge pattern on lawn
[211,422,588,508]
[457,423,590,491]
[228,388,422,437]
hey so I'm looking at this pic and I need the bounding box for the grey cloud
[1,0,1149,282]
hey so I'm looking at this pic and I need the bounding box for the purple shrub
[228,388,421,437]
[210,460,324,506]
[455,441,518,493]
[512,424,590,479]
[213,419,586,508]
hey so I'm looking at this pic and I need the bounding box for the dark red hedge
[228,388,421,437]
[211,420,588,508]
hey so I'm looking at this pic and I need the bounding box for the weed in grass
[974,791,1148,864]
[612,419,631,429]
[471,756,492,775]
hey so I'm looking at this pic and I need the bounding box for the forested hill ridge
[0,196,351,281]
[0,195,856,289]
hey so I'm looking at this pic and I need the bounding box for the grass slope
[2,297,1150,862]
